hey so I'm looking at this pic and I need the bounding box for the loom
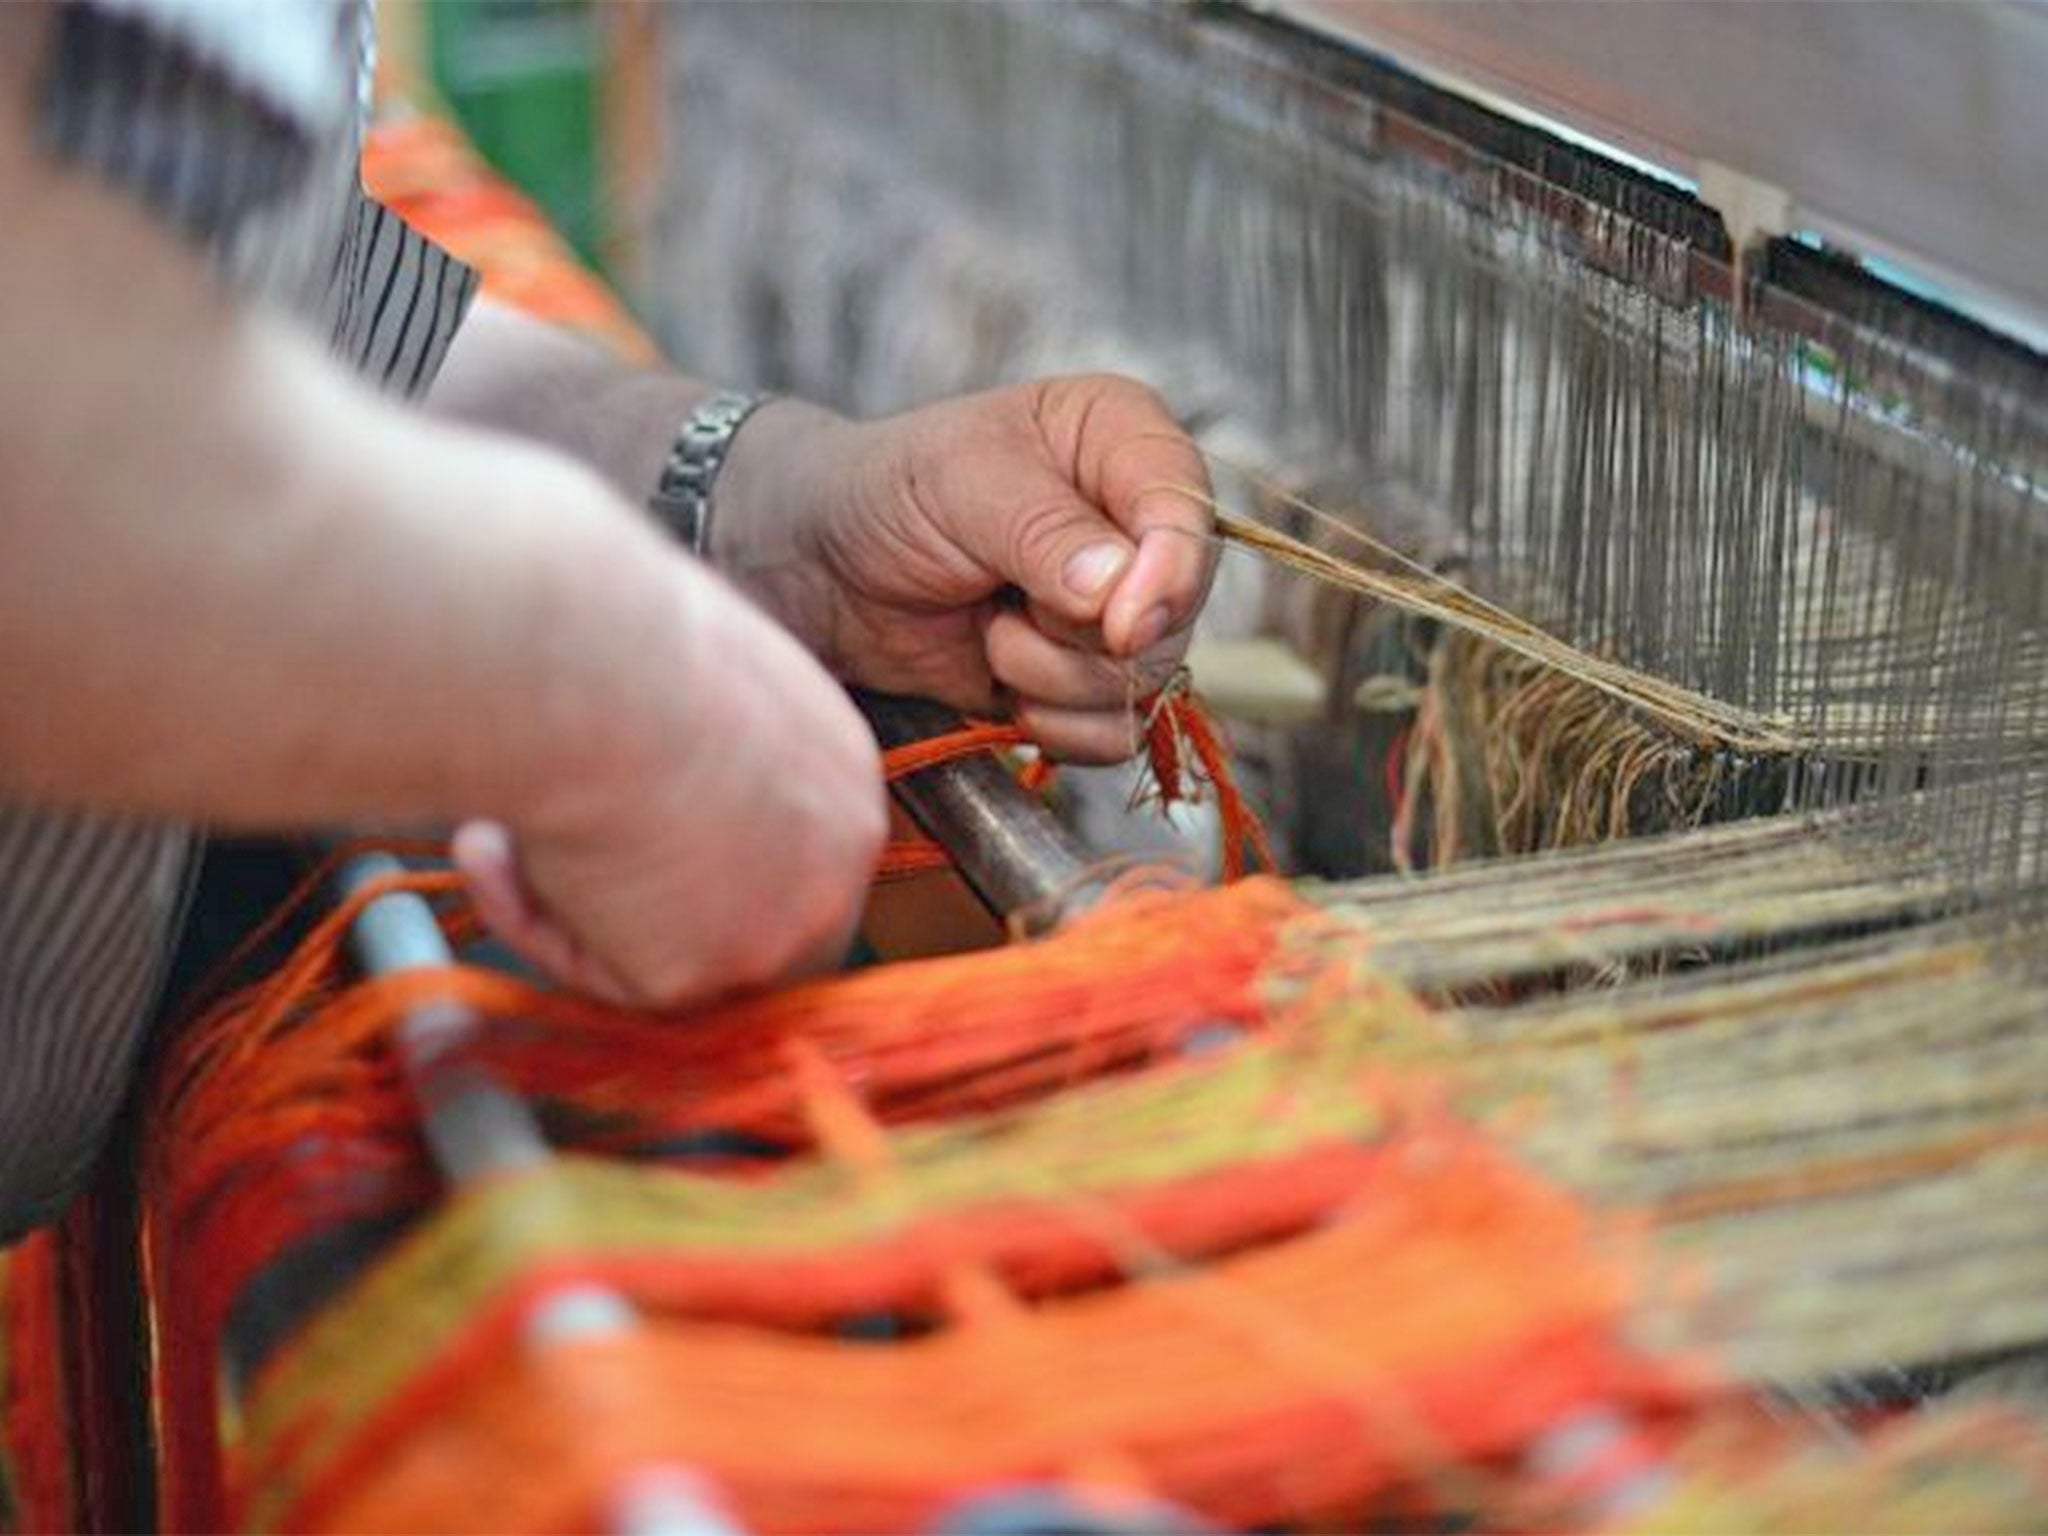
[8,5,2048,1532]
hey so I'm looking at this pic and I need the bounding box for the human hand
[455,551,888,1008]
[717,375,1214,763]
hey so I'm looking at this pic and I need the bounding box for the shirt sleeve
[32,0,352,250]
[322,178,481,399]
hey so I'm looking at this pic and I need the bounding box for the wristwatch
[648,390,773,559]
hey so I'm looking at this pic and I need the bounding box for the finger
[1014,700,1146,765]
[975,475,1137,632]
[1021,593,1194,674]
[1104,524,1212,659]
[987,608,1179,711]
[1023,593,1198,686]
[1020,596,1098,651]
[451,820,632,1003]
[1036,376,1218,656]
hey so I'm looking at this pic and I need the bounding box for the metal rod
[341,853,552,1182]
[857,690,1109,922]
[336,853,736,1535]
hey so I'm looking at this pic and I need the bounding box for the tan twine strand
[1127,439,1812,757]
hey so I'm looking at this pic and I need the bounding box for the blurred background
[378,0,660,305]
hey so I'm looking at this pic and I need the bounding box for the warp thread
[652,2,2048,926]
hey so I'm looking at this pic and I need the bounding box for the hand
[718,375,1215,763]
[455,553,888,1008]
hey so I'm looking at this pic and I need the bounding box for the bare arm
[427,292,710,508]
[0,135,667,827]
[0,12,886,1003]
[429,299,1220,765]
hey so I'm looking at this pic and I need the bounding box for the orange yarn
[282,1132,1679,1534]
[123,855,1713,1532]
[1143,684,1278,879]
[0,1233,72,1535]
[360,114,661,366]
[144,875,1318,1530]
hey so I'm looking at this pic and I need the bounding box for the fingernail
[1062,541,1130,599]
[450,818,515,877]
[1130,602,1174,654]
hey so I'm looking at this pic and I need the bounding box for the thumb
[451,819,633,1002]
[1000,482,1135,628]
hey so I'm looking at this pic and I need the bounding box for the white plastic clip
[1697,160,1793,319]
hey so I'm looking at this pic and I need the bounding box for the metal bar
[334,852,734,1535]
[223,853,552,1384]
[1273,0,2048,345]
[340,853,551,1183]
[856,690,1109,923]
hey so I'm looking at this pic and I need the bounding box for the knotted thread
[877,690,1276,885]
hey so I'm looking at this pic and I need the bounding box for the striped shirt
[0,0,476,1241]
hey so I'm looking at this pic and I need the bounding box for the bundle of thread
[14,54,2048,1534]
[78,801,2048,1534]
[137,859,1699,1532]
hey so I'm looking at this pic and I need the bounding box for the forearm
[428,294,711,507]
[0,91,696,833]
[427,294,859,655]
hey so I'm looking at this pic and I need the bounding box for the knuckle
[1109,373,1170,417]
[1072,369,1147,404]
[1007,501,1092,581]
[1034,372,1105,418]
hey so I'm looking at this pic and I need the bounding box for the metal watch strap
[648,390,773,559]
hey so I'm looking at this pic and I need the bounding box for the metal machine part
[857,691,1113,925]
[341,852,553,1181]
[1272,0,2048,347]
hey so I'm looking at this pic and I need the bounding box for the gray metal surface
[857,692,1109,924]
[1272,1,2048,346]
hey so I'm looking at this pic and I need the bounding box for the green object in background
[425,0,605,273]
